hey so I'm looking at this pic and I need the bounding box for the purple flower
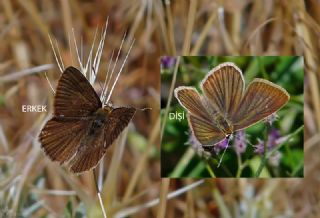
[233,130,247,155]
[263,113,278,126]
[188,133,211,159]
[253,129,283,167]
[161,56,176,69]
[214,138,229,154]
[253,139,265,155]
[253,128,282,155]
[267,128,281,149]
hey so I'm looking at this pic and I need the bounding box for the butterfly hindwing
[187,114,225,145]
[104,107,136,148]
[69,127,107,173]
[39,117,89,163]
[68,107,135,173]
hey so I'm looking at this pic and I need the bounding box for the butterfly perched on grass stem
[39,66,136,173]
[174,62,289,149]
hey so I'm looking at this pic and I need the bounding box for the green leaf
[64,201,73,218]
[282,149,304,170]
[250,157,270,178]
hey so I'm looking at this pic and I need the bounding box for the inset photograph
[161,56,303,178]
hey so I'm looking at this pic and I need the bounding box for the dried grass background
[0,0,318,217]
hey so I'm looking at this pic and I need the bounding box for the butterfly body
[39,66,136,173]
[212,113,233,135]
[89,107,113,131]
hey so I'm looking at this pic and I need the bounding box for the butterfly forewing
[201,62,244,119]
[174,87,214,121]
[54,66,102,117]
[232,78,289,130]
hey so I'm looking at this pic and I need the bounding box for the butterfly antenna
[217,136,231,168]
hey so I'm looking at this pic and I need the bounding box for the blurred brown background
[0,0,318,217]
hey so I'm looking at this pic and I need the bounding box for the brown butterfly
[39,66,136,173]
[174,62,289,147]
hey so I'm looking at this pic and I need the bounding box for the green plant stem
[236,154,242,178]
[257,56,269,80]
[170,148,195,177]
[206,162,216,178]
[255,123,270,177]
[236,155,249,178]
[210,157,233,177]
[160,57,180,140]
[291,156,304,176]
[255,155,268,178]
[188,162,206,177]
[255,125,304,177]
[269,128,303,157]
